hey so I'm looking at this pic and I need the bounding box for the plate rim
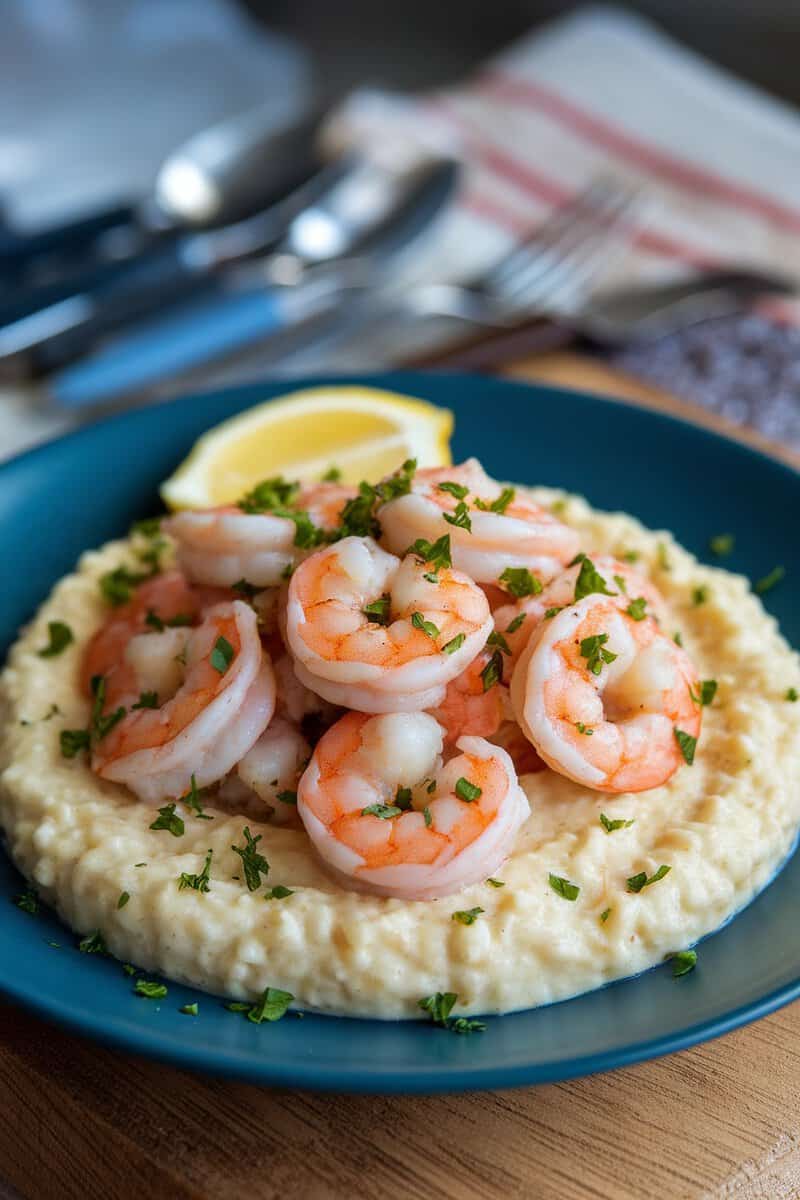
[1,369,798,1093]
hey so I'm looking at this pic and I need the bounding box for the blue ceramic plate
[1,372,798,1093]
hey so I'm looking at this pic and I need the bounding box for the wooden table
[2,355,798,1200]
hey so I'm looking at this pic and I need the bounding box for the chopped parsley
[442,632,466,655]
[423,806,432,827]
[89,675,125,741]
[276,790,297,806]
[237,475,299,513]
[411,611,440,640]
[375,458,417,504]
[486,878,505,888]
[626,864,671,893]
[363,595,391,625]
[145,609,192,632]
[232,578,260,598]
[135,980,168,999]
[265,885,294,901]
[150,803,185,837]
[575,722,593,736]
[689,679,717,707]
[674,728,697,765]
[178,848,213,893]
[600,907,612,924]
[656,542,672,571]
[362,803,402,819]
[322,465,342,482]
[709,533,734,558]
[210,635,235,674]
[486,630,511,656]
[37,621,74,658]
[132,690,159,710]
[181,774,213,820]
[505,612,526,635]
[443,500,472,532]
[60,728,91,758]
[437,481,469,500]
[625,597,648,621]
[755,565,785,595]
[455,777,482,803]
[579,633,617,676]
[475,486,515,514]
[245,986,294,1024]
[394,786,413,811]
[787,688,798,702]
[99,565,148,607]
[499,566,541,598]
[122,963,137,976]
[622,550,640,563]
[130,516,162,539]
[573,556,615,602]
[406,533,452,573]
[692,586,709,607]
[613,574,627,595]
[674,631,684,647]
[418,992,484,1033]
[13,886,39,915]
[480,649,503,691]
[338,482,380,539]
[78,930,108,955]
[232,827,270,891]
[548,873,580,901]
[180,1003,199,1016]
[117,891,130,910]
[600,813,635,833]
[671,949,698,977]
[544,606,562,620]
[452,907,484,925]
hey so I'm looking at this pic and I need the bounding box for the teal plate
[1,371,798,1093]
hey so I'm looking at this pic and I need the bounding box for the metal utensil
[47,157,460,411]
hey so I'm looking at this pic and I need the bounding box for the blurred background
[2,0,800,457]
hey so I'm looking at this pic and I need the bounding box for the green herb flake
[135,980,168,1000]
[150,803,185,838]
[180,1003,199,1016]
[626,597,648,621]
[418,991,457,1026]
[452,906,484,925]
[674,631,684,647]
[362,595,391,625]
[78,930,108,955]
[674,728,697,765]
[499,566,541,598]
[437,481,469,500]
[394,786,413,811]
[362,803,402,819]
[117,891,130,910]
[423,806,432,828]
[411,611,440,640]
[505,612,526,635]
[622,550,640,563]
[247,986,294,1024]
[122,963,137,976]
[232,827,270,892]
[237,475,300,514]
[600,907,612,924]
[89,674,125,741]
[178,848,213,894]
[442,632,466,655]
[406,534,452,573]
[709,533,734,557]
[549,873,580,901]
[443,500,472,532]
[579,633,617,676]
[210,635,235,675]
[375,458,417,504]
[181,773,213,820]
[486,878,505,888]
[671,949,698,978]
[451,1018,487,1034]
[656,542,672,571]
[132,690,159,710]
[265,885,294,901]
[574,557,615,602]
[480,649,503,692]
[692,585,709,607]
[544,606,563,620]
[575,722,593,736]
[322,465,342,483]
[613,574,628,595]
[755,565,786,595]
[627,864,671,893]
[486,630,511,655]
[689,679,718,707]
[99,565,147,607]
[60,728,91,759]
[600,812,635,833]
[455,777,482,803]
[786,688,799,702]
[276,790,297,806]
[338,482,380,539]
[13,886,40,915]
[232,578,260,597]
[37,621,74,658]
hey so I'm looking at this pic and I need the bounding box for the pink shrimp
[284,536,492,712]
[92,600,275,802]
[378,458,580,583]
[429,648,507,744]
[297,711,530,898]
[510,593,702,793]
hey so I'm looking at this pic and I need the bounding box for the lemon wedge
[160,385,454,510]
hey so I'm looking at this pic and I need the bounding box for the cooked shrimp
[166,508,299,588]
[236,715,310,823]
[298,481,358,532]
[493,554,668,670]
[92,600,275,802]
[297,711,530,898]
[378,459,580,584]
[510,594,701,793]
[430,648,507,744]
[284,536,492,712]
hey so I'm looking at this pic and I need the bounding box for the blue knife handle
[50,287,286,409]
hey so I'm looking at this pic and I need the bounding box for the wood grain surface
[1,353,798,1200]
